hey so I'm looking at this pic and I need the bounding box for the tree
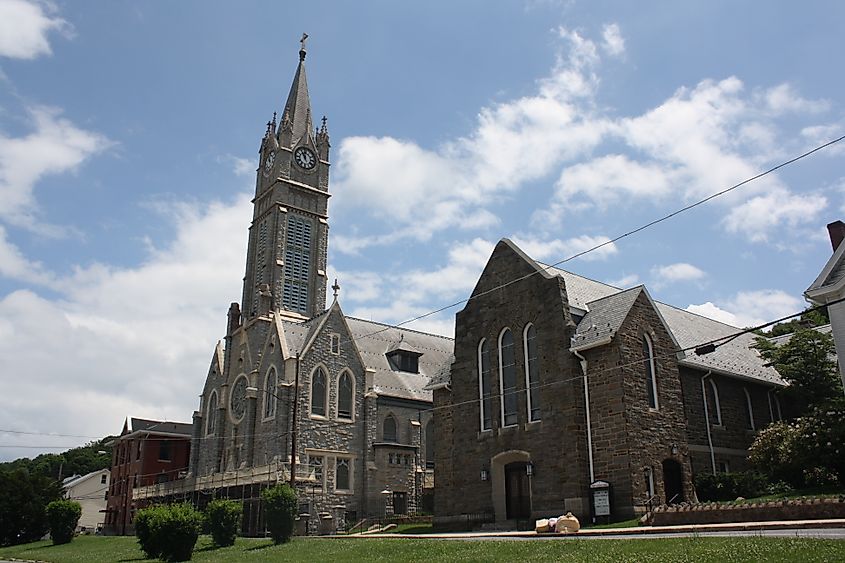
[0,469,62,546]
[46,500,82,545]
[261,483,297,544]
[755,328,841,416]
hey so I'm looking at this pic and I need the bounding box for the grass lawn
[1,534,844,562]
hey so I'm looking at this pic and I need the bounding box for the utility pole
[289,353,301,487]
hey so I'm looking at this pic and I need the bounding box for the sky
[0,0,843,461]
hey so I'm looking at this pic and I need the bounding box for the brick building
[104,417,191,535]
[430,239,787,528]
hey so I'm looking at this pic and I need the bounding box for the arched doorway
[662,459,684,504]
[504,462,531,519]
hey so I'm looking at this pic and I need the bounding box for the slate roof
[125,417,193,437]
[539,264,622,311]
[282,51,313,146]
[345,317,454,402]
[571,286,643,348]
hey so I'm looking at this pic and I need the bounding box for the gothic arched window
[499,328,517,427]
[743,388,755,430]
[206,391,218,436]
[264,368,277,419]
[478,339,493,431]
[524,324,540,422]
[311,368,327,417]
[383,415,398,443]
[707,379,722,426]
[425,421,434,469]
[338,371,353,420]
[643,334,659,410]
[283,215,313,314]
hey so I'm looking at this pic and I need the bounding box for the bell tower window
[283,215,312,314]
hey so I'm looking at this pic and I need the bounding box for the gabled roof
[540,263,622,312]
[345,317,454,402]
[386,334,423,356]
[571,286,643,349]
[62,469,108,490]
[122,417,193,438]
[806,239,845,303]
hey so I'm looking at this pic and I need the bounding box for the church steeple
[242,37,331,322]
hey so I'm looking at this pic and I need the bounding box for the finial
[299,33,308,60]
[320,115,328,133]
[272,111,277,126]
[331,278,340,299]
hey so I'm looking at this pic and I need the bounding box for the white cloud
[686,289,802,328]
[0,224,56,286]
[652,262,706,285]
[762,84,829,115]
[511,234,618,262]
[607,273,639,288]
[0,0,70,60]
[722,188,827,243]
[601,23,625,57]
[0,193,250,459]
[0,106,112,232]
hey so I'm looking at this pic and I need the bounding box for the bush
[46,500,82,545]
[694,471,768,502]
[205,499,241,547]
[261,483,297,544]
[135,503,203,561]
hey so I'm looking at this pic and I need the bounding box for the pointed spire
[281,35,314,147]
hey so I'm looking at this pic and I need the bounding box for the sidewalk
[340,518,845,539]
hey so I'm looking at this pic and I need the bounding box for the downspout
[573,349,595,483]
[700,370,716,474]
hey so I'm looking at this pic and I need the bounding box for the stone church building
[133,41,793,534]
[134,44,451,534]
[430,240,787,528]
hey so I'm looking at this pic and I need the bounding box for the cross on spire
[331,278,341,299]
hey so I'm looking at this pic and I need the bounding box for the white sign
[593,489,610,516]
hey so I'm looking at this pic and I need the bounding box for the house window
[707,379,722,426]
[718,461,730,473]
[282,215,312,314]
[337,371,353,420]
[499,328,517,427]
[135,440,141,461]
[206,392,218,436]
[768,390,782,422]
[335,458,351,491]
[330,334,340,355]
[264,368,277,419]
[524,324,541,422]
[158,441,171,462]
[743,388,755,430]
[478,339,493,431]
[383,415,398,443]
[425,421,434,469]
[645,467,655,499]
[387,351,419,373]
[310,455,324,488]
[101,474,107,485]
[311,367,327,417]
[643,334,659,410]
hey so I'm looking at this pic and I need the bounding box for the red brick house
[103,417,192,535]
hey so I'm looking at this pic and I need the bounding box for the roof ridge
[536,262,622,291]
[653,299,745,331]
[344,315,454,341]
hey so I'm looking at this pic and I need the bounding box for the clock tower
[242,39,331,321]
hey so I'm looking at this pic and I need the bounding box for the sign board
[592,489,611,516]
[590,480,611,517]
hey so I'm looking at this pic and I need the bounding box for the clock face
[263,151,276,177]
[294,146,317,170]
[230,377,248,421]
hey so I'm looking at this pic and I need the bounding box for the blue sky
[1,0,843,460]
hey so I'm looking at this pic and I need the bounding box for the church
[132,43,452,535]
[132,41,791,534]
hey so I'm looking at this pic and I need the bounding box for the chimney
[827,220,845,252]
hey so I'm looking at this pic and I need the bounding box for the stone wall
[651,497,845,525]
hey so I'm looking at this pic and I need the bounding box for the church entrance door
[504,462,531,519]
[392,492,408,515]
[662,459,684,504]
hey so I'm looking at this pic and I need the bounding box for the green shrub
[45,499,82,545]
[205,499,242,547]
[261,483,297,544]
[694,471,768,502]
[135,503,203,561]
